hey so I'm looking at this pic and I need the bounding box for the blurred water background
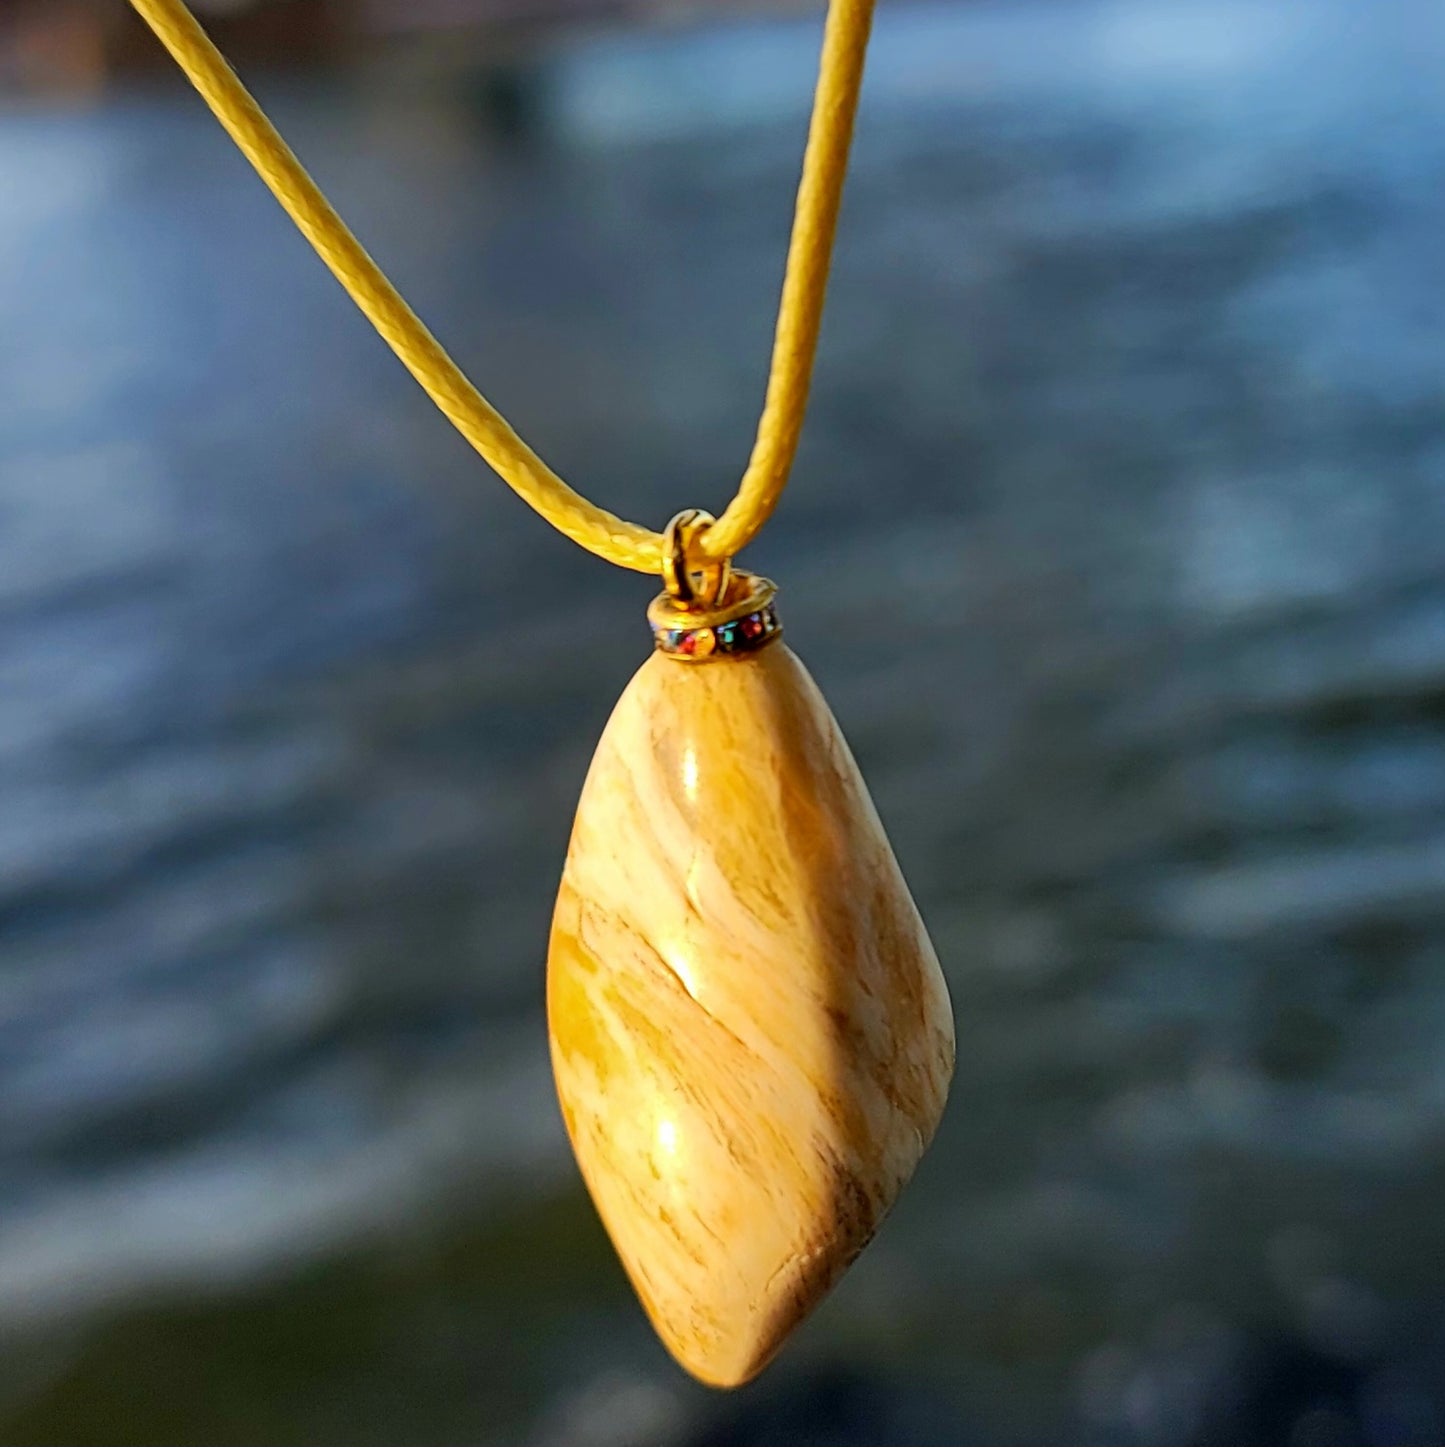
[4,0,1445,1441]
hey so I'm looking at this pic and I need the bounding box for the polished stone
[547,643,955,1387]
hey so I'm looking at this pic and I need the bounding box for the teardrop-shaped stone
[547,642,954,1388]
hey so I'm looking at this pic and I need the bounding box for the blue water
[3,1,1445,1441]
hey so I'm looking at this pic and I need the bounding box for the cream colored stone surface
[547,642,955,1388]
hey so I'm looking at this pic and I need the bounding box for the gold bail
[661,510,731,609]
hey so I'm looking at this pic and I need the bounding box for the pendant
[547,512,955,1388]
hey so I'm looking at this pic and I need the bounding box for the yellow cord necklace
[129,0,875,571]
[127,0,955,1388]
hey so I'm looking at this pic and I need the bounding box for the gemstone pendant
[546,520,955,1388]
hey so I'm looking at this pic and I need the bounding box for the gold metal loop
[661,510,731,608]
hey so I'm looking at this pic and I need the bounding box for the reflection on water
[4,0,1445,1441]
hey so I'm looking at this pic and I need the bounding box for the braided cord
[126,0,875,571]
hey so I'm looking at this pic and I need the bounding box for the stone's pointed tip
[547,643,955,1386]
[663,1333,772,1391]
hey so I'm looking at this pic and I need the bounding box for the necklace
[130,0,955,1389]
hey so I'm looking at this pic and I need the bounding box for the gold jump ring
[662,509,731,608]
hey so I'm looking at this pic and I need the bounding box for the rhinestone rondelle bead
[654,606,780,659]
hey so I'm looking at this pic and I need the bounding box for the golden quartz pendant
[546,567,955,1388]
